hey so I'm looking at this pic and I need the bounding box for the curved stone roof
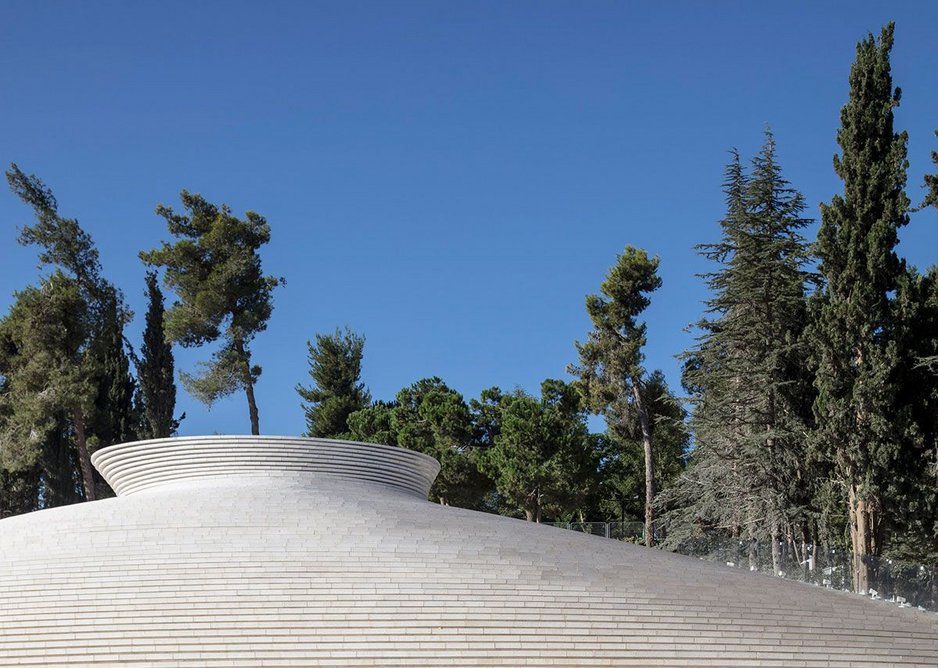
[0,435,935,667]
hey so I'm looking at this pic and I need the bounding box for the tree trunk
[747,518,758,571]
[771,522,782,576]
[244,378,260,436]
[234,338,260,435]
[523,488,542,523]
[631,380,655,547]
[849,483,872,594]
[525,487,540,522]
[73,406,95,502]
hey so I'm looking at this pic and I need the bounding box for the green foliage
[6,164,103,299]
[347,401,396,446]
[141,191,284,434]
[920,130,938,212]
[477,379,596,522]
[297,328,370,438]
[0,466,39,518]
[4,164,132,502]
[809,23,910,586]
[88,289,139,452]
[665,133,814,556]
[572,245,662,543]
[138,272,178,439]
[37,414,81,508]
[886,267,938,563]
[573,246,661,407]
[391,378,492,509]
[598,371,687,522]
[348,378,494,509]
[0,275,93,472]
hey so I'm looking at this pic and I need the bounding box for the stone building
[0,435,936,666]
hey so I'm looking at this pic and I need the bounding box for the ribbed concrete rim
[91,436,441,499]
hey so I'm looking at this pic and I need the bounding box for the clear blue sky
[2,1,938,437]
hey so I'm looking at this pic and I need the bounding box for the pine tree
[391,378,492,509]
[664,135,814,573]
[477,380,594,522]
[138,272,178,439]
[598,370,688,527]
[0,274,97,501]
[296,328,370,438]
[348,378,494,510]
[4,164,116,502]
[810,23,910,593]
[571,246,661,546]
[140,191,284,435]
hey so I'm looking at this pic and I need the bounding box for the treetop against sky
[2,1,938,436]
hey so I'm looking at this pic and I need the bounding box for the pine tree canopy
[141,191,284,434]
[297,328,370,438]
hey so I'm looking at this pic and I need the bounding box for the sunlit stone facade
[0,435,936,666]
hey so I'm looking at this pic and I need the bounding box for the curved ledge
[91,436,441,499]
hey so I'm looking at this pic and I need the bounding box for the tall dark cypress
[139,272,177,439]
[39,413,81,507]
[810,23,909,593]
[89,290,137,448]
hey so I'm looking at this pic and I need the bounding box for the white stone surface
[0,435,934,667]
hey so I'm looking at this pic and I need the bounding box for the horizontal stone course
[0,436,936,666]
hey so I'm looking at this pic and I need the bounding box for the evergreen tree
[0,467,39,518]
[478,380,594,522]
[920,130,938,213]
[0,360,40,516]
[296,328,370,438]
[663,136,813,574]
[141,191,284,435]
[347,400,396,446]
[0,274,97,500]
[571,246,661,546]
[598,371,687,527]
[888,267,938,565]
[138,272,178,438]
[37,414,81,508]
[88,289,138,449]
[810,23,910,593]
[348,378,494,509]
[4,164,119,502]
[392,378,492,509]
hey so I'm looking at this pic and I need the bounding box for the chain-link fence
[541,521,938,612]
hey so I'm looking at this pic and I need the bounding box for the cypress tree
[89,289,138,451]
[296,328,370,438]
[920,130,938,212]
[139,272,177,438]
[810,23,909,593]
[38,413,81,507]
